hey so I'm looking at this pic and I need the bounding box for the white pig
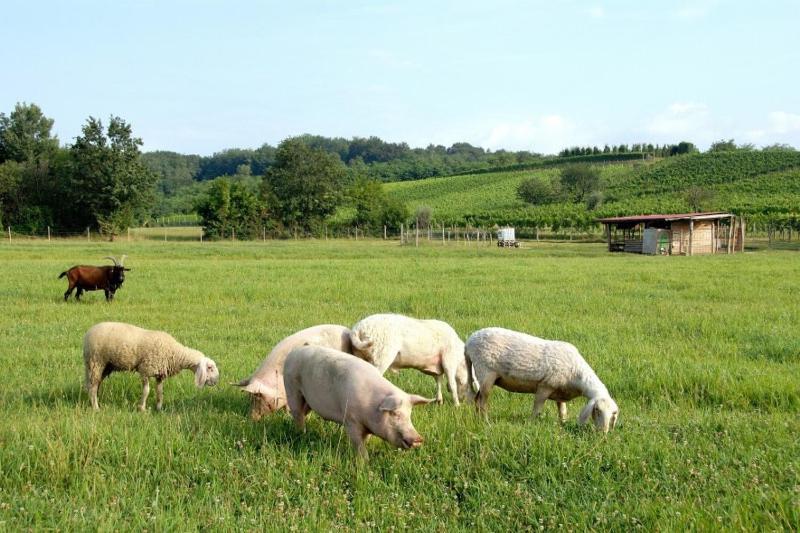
[234,324,352,420]
[283,345,433,461]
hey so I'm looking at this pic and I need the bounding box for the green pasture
[0,240,798,530]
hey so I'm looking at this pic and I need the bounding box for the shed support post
[688,218,694,256]
[606,224,612,252]
[739,216,745,252]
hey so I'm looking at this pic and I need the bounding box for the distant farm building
[596,212,744,255]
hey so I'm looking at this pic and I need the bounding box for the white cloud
[675,0,720,20]
[646,102,712,140]
[586,6,605,18]
[482,114,593,154]
[768,111,800,134]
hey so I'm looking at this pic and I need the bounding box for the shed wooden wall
[670,220,716,255]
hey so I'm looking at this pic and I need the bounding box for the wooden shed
[596,212,744,255]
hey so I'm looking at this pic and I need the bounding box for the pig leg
[434,375,444,404]
[345,421,370,461]
[138,376,150,411]
[532,386,554,418]
[286,387,310,431]
[557,401,567,423]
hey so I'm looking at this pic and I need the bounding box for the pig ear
[408,394,435,406]
[236,379,269,397]
[378,395,403,412]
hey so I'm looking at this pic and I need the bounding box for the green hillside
[385,151,800,229]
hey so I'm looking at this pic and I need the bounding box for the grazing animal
[59,255,130,301]
[233,324,353,420]
[349,313,474,405]
[83,321,219,411]
[283,345,433,461]
[465,327,619,432]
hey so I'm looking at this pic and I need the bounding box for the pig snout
[401,433,424,449]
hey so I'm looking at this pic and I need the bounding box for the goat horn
[119,254,127,266]
[103,256,119,266]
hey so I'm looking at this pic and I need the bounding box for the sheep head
[578,397,619,433]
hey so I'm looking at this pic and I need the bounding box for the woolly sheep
[233,324,353,420]
[349,313,474,405]
[465,327,619,432]
[83,321,219,411]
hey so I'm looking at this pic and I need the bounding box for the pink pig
[234,325,352,420]
[283,345,433,461]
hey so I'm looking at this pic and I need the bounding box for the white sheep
[83,321,220,411]
[233,324,353,420]
[465,327,619,432]
[349,313,474,405]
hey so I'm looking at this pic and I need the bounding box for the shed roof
[596,211,733,224]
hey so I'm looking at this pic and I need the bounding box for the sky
[2,0,798,155]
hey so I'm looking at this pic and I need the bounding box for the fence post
[164,227,167,242]
[325,225,328,241]
[47,226,51,241]
[200,230,203,243]
[7,226,10,243]
[384,225,387,240]
[400,224,404,244]
[232,227,235,241]
[442,223,445,245]
[87,227,90,242]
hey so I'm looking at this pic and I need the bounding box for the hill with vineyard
[384,150,800,230]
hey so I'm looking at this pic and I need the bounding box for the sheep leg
[138,376,150,411]
[89,380,100,410]
[446,369,461,407]
[475,372,497,420]
[346,421,370,462]
[155,377,165,411]
[434,374,444,404]
[532,386,554,418]
[557,401,567,423]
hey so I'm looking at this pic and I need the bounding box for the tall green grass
[0,241,798,529]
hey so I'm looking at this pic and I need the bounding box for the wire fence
[4,223,797,249]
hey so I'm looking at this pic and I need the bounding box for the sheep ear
[408,394,434,406]
[578,399,597,425]
[194,359,208,387]
[350,332,373,352]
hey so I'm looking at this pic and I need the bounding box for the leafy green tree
[517,176,558,205]
[348,176,408,231]
[264,138,346,231]
[0,102,59,164]
[560,164,601,202]
[415,205,433,229]
[196,177,266,239]
[68,116,157,237]
[708,139,737,152]
[684,186,715,212]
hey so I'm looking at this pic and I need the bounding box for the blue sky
[2,0,798,155]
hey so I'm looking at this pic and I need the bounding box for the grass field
[1,240,798,530]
